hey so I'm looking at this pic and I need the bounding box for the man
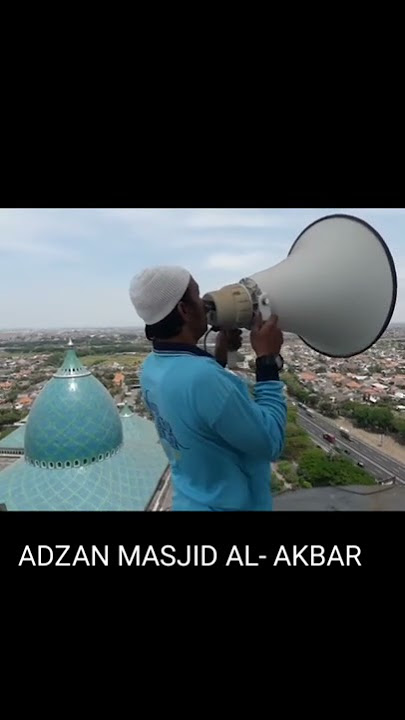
[129,266,287,511]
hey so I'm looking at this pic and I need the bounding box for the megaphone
[203,214,397,359]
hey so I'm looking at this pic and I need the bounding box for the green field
[79,354,148,368]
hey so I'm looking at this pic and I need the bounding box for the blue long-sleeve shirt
[140,342,287,511]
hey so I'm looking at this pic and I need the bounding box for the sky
[0,208,403,329]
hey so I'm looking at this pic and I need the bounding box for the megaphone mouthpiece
[203,282,255,330]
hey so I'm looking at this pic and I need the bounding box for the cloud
[204,251,272,272]
[186,209,300,229]
[349,208,405,217]
[0,237,80,261]
[102,208,314,235]
[0,209,89,261]
[0,283,136,329]
[100,208,179,232]
[171,233,287,250]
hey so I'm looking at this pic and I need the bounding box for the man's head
[129,266,207,343]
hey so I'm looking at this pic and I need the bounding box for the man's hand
[215,329,243,366]
[250,313,283,357]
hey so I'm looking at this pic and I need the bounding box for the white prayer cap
[129,266,191,325]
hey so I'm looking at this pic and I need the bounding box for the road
[296,407,405,483]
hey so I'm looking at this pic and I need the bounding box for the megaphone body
[203,214,397,359]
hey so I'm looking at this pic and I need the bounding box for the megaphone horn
[203,214,397,358]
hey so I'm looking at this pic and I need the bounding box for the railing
[146,466,171,511]
[0,448,24,456]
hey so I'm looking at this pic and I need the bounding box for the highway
[296,407,405,483]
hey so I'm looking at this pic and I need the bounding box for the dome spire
[120,402,134,418]
[53,347,91,378]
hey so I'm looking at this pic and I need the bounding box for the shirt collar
[152,340,214,359]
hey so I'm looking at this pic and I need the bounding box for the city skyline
[1,208,404,328]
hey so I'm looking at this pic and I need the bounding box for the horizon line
[0,322,404,333]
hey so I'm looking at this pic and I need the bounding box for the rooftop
[0,425,26,450]
[274,484,405,511]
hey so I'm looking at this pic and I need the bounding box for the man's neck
[154,332,197,345]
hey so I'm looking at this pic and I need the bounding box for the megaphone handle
[258,294,272,321]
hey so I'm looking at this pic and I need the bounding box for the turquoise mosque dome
[24,347,123,469]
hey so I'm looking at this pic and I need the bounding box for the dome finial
[120,402,134,418]
[54,347,91,379]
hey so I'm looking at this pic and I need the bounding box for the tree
[318,400,339,418]
[350,404,393,432]
[372,407,394,432]
[339,400,355,416]
[47,352,65,368]
[392,417,405,445]
[6,390,18,403]
[277,460,308,489]
[283,372,311,404]
[0,408,23,428]
[297,449,375,486]
[378,396,395,408]
[271,474,284,493]
[281,424,313,461]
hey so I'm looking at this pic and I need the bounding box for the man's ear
[177,301,187,321]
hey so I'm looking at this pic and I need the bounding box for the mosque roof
[0,347,168,510]
[0,425,26,449]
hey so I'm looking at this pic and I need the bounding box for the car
[357,461,365,468]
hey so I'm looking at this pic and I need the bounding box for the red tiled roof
[299,372,316,382]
